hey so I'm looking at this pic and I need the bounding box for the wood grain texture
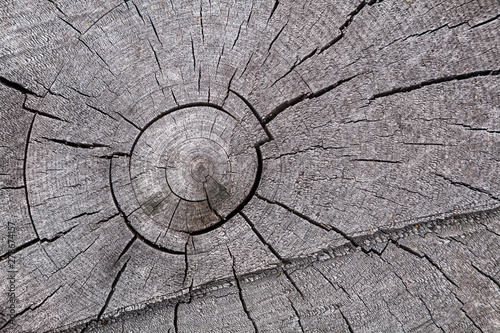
[0,0,499,332]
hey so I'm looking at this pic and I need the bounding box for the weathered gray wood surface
[0,0,499,332]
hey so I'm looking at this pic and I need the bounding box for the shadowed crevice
[370,69,500,100]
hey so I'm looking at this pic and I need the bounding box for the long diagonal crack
[339,308,355,333]
[319,0,381,54]
[182,238,190,285]
[0,285,62,331]
[370,69,500,100]
[268,0,381,89]
[43,137,110,149]
[267,0,279,24]
[240,211,306,298]
[240,212,283,260]
[229,89,274,141]
[270,48,318,88]
[255,194,330,230]
[95,259,130,324]
[418,296,445,332]
[263,74,359,124]
[288,300,305,333]
[255,194,359,249]
[380,22,469,50]
[435,173,500,202]
[470,263,500,290]
[454,294,485,333]
[114,235,137,265]
[61,206,500,332]
[470,14,500,29]
[0,205,79,262]
[227,248,259,332]
[0,76,41,96]
[391,240,459,288]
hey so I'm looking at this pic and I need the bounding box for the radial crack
[288,300,305,333]
[43,138,110,149]
[85,103,117,120]
[283,270,305,298]
[263,144,353,160]
[255,194,331,231]
[148,16,163,46]
[0,285,62,330]
[471,263,500,290]
[97,259,129,323]
[232,21,244,49]
[240,212,283,261]
[1,76,65,120]
[50,236,100,275]
[370,69,500,100]
[222,68,237,107]
[117,112,142,130]
[267,22,287,53]
[435,173,500,202]
[227,248,259,332]
[238,52,254,79]
[392,241,459,288]
[319,0,380,54]
[339,308,355,333]
[263,75,358,124]
[148,40,163,73]
[352,158,402,164]
[0,239,38,262]
[267,0,279,24]
[418,296,445,332]
[459,305,484,333]
[46,0,66,16]
[173,302,180,333]
[59,16,82,34]
[1,185,24,190]
[132,1,145,23]
[80,2,124,36]
[94,213,120,224]
[470,14,500,29]
[40,224,79,243]
[380,22,468,50]
[183,239,190,285]
[115,235,137,265]
[454,123,500,134]
[190,35,196,71]
[229,89,273,141]
[172,280,193,333]
[171,89,179,105]
[270,48,318,88]
[65,211,100,222]
[256,193,364,251]
[200,2,204,44]
[203,178,226,221]
[314,266,350,297]
[0,76,41,96]
[97,152,130,160]
[197,67,202,92]
[216,44,225,72]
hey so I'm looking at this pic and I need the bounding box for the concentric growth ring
[112,104,260,252]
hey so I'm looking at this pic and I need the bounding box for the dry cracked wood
[0,0,499,332]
